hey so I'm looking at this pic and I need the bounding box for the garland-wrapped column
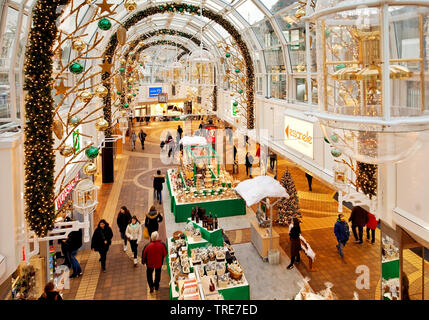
[23,0,69,237]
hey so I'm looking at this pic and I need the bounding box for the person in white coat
[125,216,142,266]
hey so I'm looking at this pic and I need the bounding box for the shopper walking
[145,206,163,239]
[256,144,261,167]
[366,210,378,244]
[349,205,369,244]
[233,144,238,163]
[287,218,302,270]
[126,216,143,266]
[305,172,313,191]
[226,127,233,142]
[38,282,63,301]
[334,213,350,260]
[138,129,147,150]
[142,231,167,293]
[269,151,277,171]
[91,219,113,272]
[117,206,132,252]
[177,125,183,140]
[153,170,165,204]
[64,225,83,279]
[131,130,137,151]
[245,152,254,178]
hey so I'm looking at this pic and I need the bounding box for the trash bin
[268,249,280,265]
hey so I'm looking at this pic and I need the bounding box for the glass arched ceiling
[55,0,293,54]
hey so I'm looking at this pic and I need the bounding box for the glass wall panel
[252,20,280,48]
[0,6,19,119]
[260,0,296,14]
[275,9,307,73]
[270,74,286,99]
[293,77,318,103]
[236,0,265,25]
[256,75,264,95]
[16,14,28,68]
[263,46,285,73]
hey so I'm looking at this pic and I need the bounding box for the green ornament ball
[330,134,339,143]
[286,23,291,29]
[238,89,243,94]
[225,53,231,58]
[128,85,132,88]
[117,91,121,95]
[331,148,342,157]
[123,103,129,108]
[336,64,346,70]
[323,136,330,144]
[69,62,84,74]
[235,68,240,73]
[85,146,99,159]
[98,18,112,31]
[133,93,136,97]
[120,67,125,73]
[325,29,331,37]
[69,115,81,126]
[233,101,238,107]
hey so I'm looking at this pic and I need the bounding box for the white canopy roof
[234,175,289,207]
[180,136,207,146]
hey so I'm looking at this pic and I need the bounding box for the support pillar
[102,141,114,183]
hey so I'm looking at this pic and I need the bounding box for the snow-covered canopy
[234,175,289,207]
[179,136,207,146]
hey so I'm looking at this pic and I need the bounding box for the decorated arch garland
[125,29,201,56]
[104,2,255,129]
[127,40,191,60]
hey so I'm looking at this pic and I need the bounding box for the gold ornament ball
[78,90,93,102]
[229,92,234,97]
[295,8,306,19]
[139,41,144,47]
[60,145,74,157]
[94,85,108,98]
[72,39,86,51]
[53,120,64,140]
[83,163,97,175]
[124,0,137,11]
[120,58,127,64]
[95,118,109,131]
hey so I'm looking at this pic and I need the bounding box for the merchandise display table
[186,218,224,247]
[166,229,250,300]
[166,170,246,222]
[250,220,280,259]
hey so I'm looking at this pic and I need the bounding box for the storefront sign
[284,115,314,159]
[158,92,168,103]
[55,172,80,211]
[149,87,162,97]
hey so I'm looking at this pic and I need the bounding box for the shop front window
[294,77,318,103]
[270,74,287,99]
[276,7,317,73]
[264,46,285,73]
[252,20,280,49]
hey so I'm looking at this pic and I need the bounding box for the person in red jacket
[142,231,167,293]
[366,210,378,244]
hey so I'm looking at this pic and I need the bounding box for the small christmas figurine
[209,278,215,292]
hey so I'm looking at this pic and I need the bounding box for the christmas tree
[276,168,301,225]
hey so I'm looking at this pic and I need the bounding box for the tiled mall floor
[61,118,425,300]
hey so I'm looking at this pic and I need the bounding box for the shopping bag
[143,227,149,240]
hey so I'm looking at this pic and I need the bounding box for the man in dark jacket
[138,129,147,150]
[117,206,132,251]
[142,231,167,293]
[153,170,165,204]
[65,227,83,278]
[334,214,350,260]
[349,205,369,244]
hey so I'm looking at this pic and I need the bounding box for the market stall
[166,138,246,222]
[235,176,288,262]
[166,212,250,300]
